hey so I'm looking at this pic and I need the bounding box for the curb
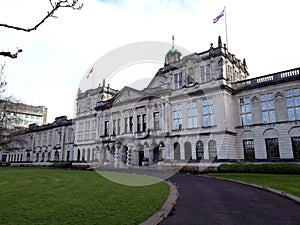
[206,175,300,205]
[140,181,179,225]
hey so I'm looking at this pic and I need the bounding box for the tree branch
[0,49,23,59]
[0,0,83,59]
[0,0,83,32]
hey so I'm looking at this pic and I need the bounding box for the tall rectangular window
[174,72,183,89]
[285,88,300,121]
[137,115,142,132]
[240,97,252,125]
[112,119,116,135]
[202,98,214,127]
[261,93,275,123]
[172,104,182,130]
[291,137,300,159]
[104,121,109,136]
[265,138,280,159]
[142,114,147,132]
[129,116,133,133]
[243,139,255,160]
[117,119,121,135]
[187,101,197,128]
[200,64,211,83]
[124,118,128,133]
[153,112,160,130]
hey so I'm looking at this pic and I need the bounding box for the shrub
[51,162,72,168]
[218,163,300,174]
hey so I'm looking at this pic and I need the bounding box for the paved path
[160,173,300,225]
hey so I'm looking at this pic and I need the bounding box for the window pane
[288,108,295,120]
[295,107,300,120]
[286,97,293,107]
[269,110,275,123]
[262,102,267,110]
[294,96,300,106]
[293,88,299,96]
[268,101,274,109]
[285,90,292,97]
[247,114,252,125]
[262,111,268,123]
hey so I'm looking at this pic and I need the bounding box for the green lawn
[0,168,169,225]
[206,173,300,197]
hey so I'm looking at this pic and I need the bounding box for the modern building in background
[2,36,300,165]
[6,103,47,129]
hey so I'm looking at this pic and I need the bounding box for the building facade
[2,37,300,165]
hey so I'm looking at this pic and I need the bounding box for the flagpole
[224,6,228,49]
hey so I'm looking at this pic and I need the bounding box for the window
[291,137,300,159]
[137,115,142,132]
[240,97,252,125]
[129,116,133,133]
[124,118,128,133]
[196,141,204,160]
[202,98,214,127]
[265,138,280,159]
[117,119,121,135]
[153,112,160,130]
[142,114,147,132]
[243,139,255,160]
[261,93,275,123]
[174,72,183,89]
[208,140,217,160]
[172,104,182,130]
[113,119,116,135]
[200,64,211,83]
[137,114,146,132]
[285,88,300,121]
[104,121,109,136]
[187,101,197,128]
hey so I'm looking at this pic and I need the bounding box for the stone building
[2,36,300,165]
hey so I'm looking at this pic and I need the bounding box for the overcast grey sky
[1,0,299,122]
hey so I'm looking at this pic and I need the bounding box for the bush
[51,162,72,168]
[218,163,300,174]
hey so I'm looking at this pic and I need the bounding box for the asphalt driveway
[160,173,300,225]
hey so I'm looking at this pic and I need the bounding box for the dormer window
[174,72,183,89]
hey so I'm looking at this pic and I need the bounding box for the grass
[206,173,300,197]
[0,168,169,225]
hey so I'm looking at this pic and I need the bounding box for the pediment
[114,86,144,104]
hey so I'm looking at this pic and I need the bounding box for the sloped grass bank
[206,173,300,197]
[0,168,169,225]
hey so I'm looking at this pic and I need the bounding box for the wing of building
[2,37,300,166]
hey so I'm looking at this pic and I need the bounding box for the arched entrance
[208,140,217,160]
[174,142,181,160]
[184,141,192,161]
[196,141,204,160]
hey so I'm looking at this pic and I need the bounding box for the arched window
[208,140,217,160]
[82,149,86,161]
[47,152,51,162]
[41,152,45,162]
[36,153,39,162]
[184,142,192,160]
[196,141,204,160]
[54,151,59,161]
[77,149,81,162]
[174,142,181,160]
[26,152,31,162]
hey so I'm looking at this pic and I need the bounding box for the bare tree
[0,0,83,59]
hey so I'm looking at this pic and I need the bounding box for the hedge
[218,163,300,174]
